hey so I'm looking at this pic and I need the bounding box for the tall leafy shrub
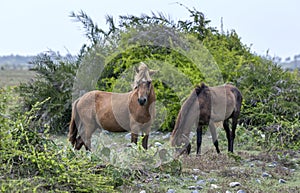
[239,60,300,149]
[15,7,300,149]
[17,52,78,133]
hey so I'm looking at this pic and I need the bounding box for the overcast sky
[1,0,299,60]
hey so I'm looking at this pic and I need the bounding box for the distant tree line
[1,52,299,71]
[279,54,300,70]
[0,55,35,70]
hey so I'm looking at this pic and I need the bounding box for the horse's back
[209,84,240,122]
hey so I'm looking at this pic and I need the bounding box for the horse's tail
[68,99,80,147]
[231,86,243,112]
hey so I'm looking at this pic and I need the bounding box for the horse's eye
[147,81,151,87]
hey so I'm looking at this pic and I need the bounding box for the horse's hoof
[126,143,133,147]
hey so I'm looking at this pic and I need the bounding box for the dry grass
[179,149,300,193]
[0,69,35,87]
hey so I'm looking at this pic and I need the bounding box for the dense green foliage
[16,7,300,149]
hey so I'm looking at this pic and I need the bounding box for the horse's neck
[172,111,193,147]
[173,92,199,140]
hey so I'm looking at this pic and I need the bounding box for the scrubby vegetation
[1,5,299,192]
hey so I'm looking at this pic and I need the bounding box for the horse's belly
[210,114,226,122]
[210,107,233,122]
[98,108,130,132]
[101,123,127,132]
[99,117,129,132]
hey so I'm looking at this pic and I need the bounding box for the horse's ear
[131,83,137,89]
[149,70,158,76]
[200,83,207,89]
[195,83,208,95]
[195,86,201,95]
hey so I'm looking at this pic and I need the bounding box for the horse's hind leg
[209,122,220,153]
[75,136,85,150]
[83,126,97,151]
[186,143,191,154]
[74,122,85,150]
[223,119,231,152]
[78,122,97,151]
[196,125,203,154]
[230,115,239,152]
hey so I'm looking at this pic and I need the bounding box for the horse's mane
[133,62,153,88]
[132,62,156,88]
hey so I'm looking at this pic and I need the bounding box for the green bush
[237,59,300,149]
[17,52,79,134]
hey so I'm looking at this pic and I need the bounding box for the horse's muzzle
[138,97,147,106]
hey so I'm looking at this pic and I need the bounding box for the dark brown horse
[170,83,242,155]
[68,62,156,150]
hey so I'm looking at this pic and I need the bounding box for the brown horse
[68,62,156,151]
[170,83,242,155]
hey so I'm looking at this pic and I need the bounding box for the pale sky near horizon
[1,0,299,60]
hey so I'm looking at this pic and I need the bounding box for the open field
[53,130,300,193]
[0,69,36,87]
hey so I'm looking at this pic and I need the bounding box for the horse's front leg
[141,134,149,150]
[230,116,238,153]
[141,126,151,149]
[223,119,231,152]
[196,125,203,154]
[130,132,148,149]
[75,136,85,150]
[130,120,149,149]
[131,132,138,145]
